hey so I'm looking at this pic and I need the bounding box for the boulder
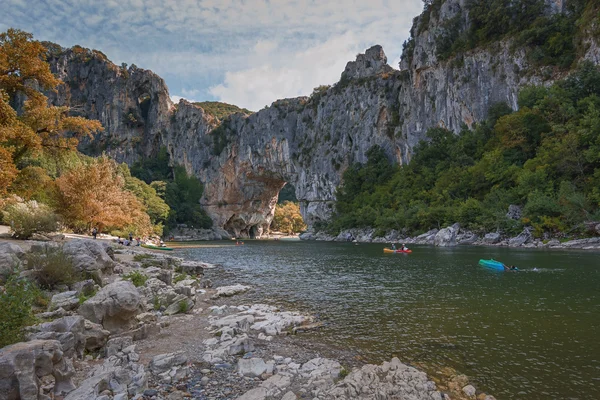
[0,242,25,278]
[50,291,80,311]
[506,205,522,220]
[143,266,172,285]
[62,239,115,275]
[164,294,194,315]
[325,357,440,399]
[26,316,86,359]
[78,280,141,333]
[238,358,268,377]
[463,384,477,397]
[213,284,250,298]
[508,228,532,247]
[483,232,501,244]
[83,319,111,351]
[434,225,459,247]
[0,340,76,399]
[178,260,208,275]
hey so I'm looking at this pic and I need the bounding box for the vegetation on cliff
[408,0,596,68]
[327,62,600,239]
[0,29,165,237]
[193,101,252,121]
[130,147,213,232]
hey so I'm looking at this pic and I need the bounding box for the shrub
[2,200,60,239]
[178,299,189,313]
[123,271,147,287]
[173,273,188,284]
[153,295,161,311]
[0,275,36,347]
[133,253,153,262]
[25,246,79,289]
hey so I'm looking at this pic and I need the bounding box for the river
[176,240,600,399]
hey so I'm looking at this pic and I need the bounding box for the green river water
[176,241,599,399]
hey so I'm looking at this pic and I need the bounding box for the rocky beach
[0,235,495,400]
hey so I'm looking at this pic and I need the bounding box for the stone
[149,352,188,375]
[83,319,111,351]
[238,358,268,377]
[506,205,522,220]
[50,291,80,311]
[71,279,96,295]
[27,316,86,359]
[164,294,194,315]
[434,224,459,247]
[508,228,532,247]
[78,280,141,333]
[0,340,76,399]
[483,232,501,244]
[237,387,267,400]
[213,284,250,298]
[0,242,25,278]
[62,239,115,275]
[463,384,477,397]
[281,391,297,400]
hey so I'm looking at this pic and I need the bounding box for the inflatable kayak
[479,259,506,271]
[141,244,174,251]
[384,248,412,254]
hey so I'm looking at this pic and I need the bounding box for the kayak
[384,248,412,254]
[479,259,506,271]
[141,244,174,251]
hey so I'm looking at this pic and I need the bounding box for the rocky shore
[0,237,495,400]
[300,223,600,251]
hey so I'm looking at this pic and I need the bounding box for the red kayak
[383,248,412,254]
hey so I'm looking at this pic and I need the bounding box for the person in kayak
[503,264,518,271]
[401,244,409,251]
[391,243,397,250]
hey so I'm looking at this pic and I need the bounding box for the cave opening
[139,93,151,121]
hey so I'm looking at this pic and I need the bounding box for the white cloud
[5,0,425,108]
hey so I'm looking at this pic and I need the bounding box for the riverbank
[0,236,494,400]
[299,224,600,251]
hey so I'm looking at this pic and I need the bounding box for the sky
[2,0,424,111]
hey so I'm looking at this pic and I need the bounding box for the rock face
[434,224,459,247]
[0,339,76,399]
[78,280,141,333]
[0,242,25,278]
[45,1,600,237]
[62,239,115,276]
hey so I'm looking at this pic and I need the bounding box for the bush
[123,271,147,287]
[2,200,60,239]
[25,246,80,289]
[0,275,36,347]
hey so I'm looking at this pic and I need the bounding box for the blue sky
[2,0,424,110]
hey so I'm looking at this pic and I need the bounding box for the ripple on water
[183,242,600,400]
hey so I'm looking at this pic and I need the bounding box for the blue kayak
[479,259,506,271]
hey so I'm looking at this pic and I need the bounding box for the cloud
[4,0,425,109]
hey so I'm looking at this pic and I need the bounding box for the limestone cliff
[45,0,600,238]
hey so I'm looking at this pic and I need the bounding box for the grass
[178,299,189,313]
[173,273,188,284]
[123,271,148,287]
[133,253,154,262]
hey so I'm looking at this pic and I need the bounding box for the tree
[271,201,307,234]
[55,157,152,234]
[0,29,103,192]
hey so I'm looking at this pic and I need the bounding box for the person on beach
[92,227,97,239]
[129,232,133,242]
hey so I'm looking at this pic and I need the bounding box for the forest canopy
[326,62,600,239]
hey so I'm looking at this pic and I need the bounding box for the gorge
[45,0,600,238]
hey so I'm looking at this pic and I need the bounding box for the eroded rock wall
[46,0,600,237]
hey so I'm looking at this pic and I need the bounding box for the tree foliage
[271,201,307,234]
[56,156,152,234]
[0,29,102,194]
[327,62,600,238]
